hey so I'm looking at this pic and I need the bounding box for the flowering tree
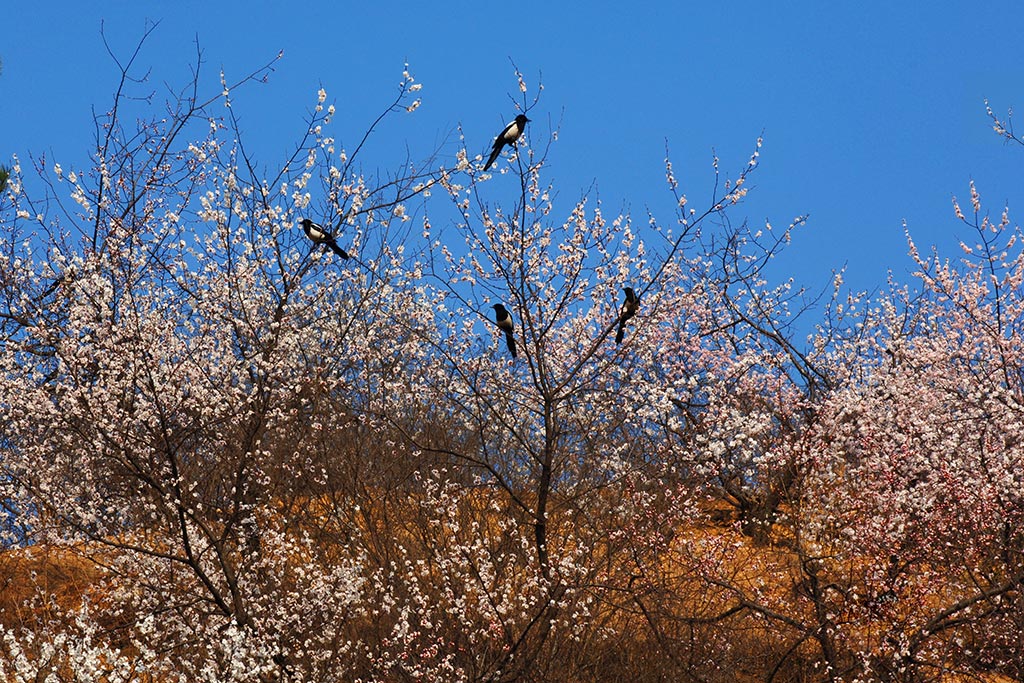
[364,90,830,678]
[790,183,1024,681]
[666,179,1024,682]
[0,32,443,681]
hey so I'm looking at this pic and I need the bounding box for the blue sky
[3,1,1024,304]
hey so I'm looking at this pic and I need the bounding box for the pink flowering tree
[792,182,1024,681]
[686,178,1024,681]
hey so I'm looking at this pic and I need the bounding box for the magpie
[483,114,531,171]
[300,218,350,260]
[615,287,640,344]
[492,303,517,358]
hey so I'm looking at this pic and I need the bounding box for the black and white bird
[300,218,350,260]
[615,287,640,344]
[483,114,531,171]
[492,303,517,358]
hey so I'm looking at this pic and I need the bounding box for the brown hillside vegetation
[0,490,1019,682]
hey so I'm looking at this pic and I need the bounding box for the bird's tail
[328,242,351,260]
[483,147,501,171]
[504,329,517,358]
[615,320,627,344]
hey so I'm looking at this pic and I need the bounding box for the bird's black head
[516,114,530,124]
[624,286,635,296]
[492,303,506,312]
[300,218,312,228]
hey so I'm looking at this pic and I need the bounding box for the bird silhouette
[484,114,531,171]
[616,287,640,344]
[492,303,517,358]
[300,218,350,260]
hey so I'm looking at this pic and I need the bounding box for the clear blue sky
[3,1,1023,302]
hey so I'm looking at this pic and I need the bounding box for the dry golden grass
[0,496,1016,683]
[0,544,102,629]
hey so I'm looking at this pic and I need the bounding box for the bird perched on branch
[616,287,640,344]
[492,303,517,358]
[484,114,531,171]
[300,218,350,260]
